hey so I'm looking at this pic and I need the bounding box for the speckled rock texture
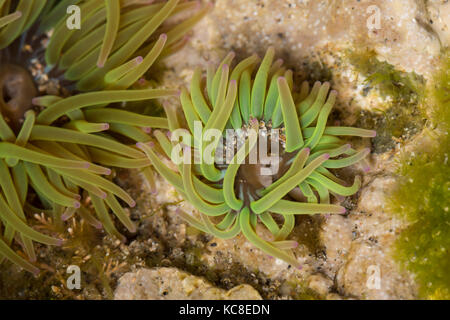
[114,267,262,300]
[165,0,444,79]
[427,0,450,47]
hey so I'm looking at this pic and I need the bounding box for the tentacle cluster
[0,0,46,49]
[0,86,178,274]
[140,48,376,267]
[43,0,210,91]
[0,0,207,273]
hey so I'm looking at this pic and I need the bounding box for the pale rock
[114,267,262,300]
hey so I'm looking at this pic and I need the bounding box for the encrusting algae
[389,50,450,299]
[348,49,425,153]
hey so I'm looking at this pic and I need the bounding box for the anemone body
[139,48,376,267]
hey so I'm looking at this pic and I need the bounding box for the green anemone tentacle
[240,207,300,267]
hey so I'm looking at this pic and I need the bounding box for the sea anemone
[0,83,177,274]
[138,48,376,267]
[0,0,207,274]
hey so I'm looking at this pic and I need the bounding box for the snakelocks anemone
[0,0,207,274]
[138,48,376,267]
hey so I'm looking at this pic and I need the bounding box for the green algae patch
[349,50,425,153]
[281,278,324,300]
[429,53,450,130]
[349,49,449,299]
[390,134,450,299]
[348,50,424,101]
[389,51,450,299]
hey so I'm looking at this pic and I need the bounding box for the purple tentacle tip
[137,142,154,149]
[94,222,103,230]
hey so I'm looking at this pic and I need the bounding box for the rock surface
[114,267,262,300]
[166,0,446,80]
